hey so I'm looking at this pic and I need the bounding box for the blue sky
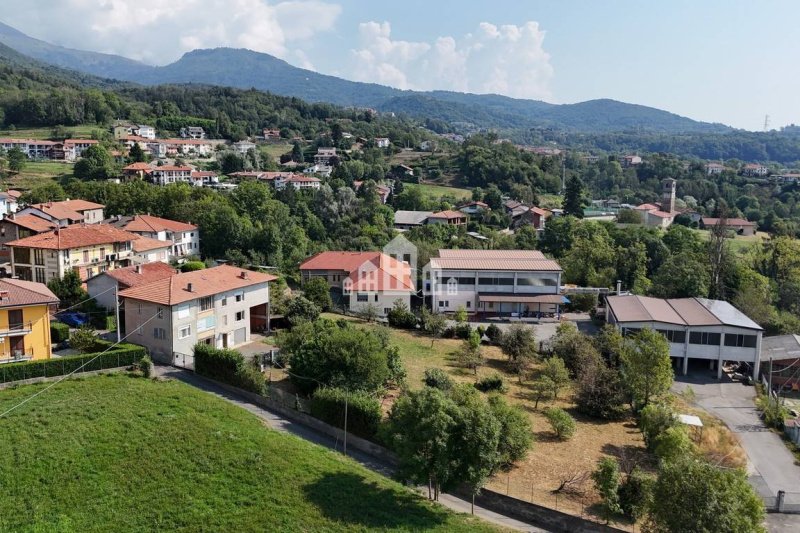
[4,0,799,130]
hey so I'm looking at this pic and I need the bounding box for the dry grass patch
[671,393,747,469]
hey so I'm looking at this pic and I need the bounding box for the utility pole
[343,397,348,456]
[768,356,773,406]
[114,283,121,343]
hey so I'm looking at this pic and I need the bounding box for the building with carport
[605,295,762,379]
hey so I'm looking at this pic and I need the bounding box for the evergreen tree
[562,175,588,218]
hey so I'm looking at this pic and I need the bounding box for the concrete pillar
[717,359,723,380]
[709,359,715,370]
[682,355,689,375]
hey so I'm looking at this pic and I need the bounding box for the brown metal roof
[437,250,547,260]
[606,295,762,330]
[429,257,562,272]
[0,278,59,308]
[667,298,721,326]
[607,295,685,325]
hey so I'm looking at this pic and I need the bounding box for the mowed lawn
[404,182,472,201]
[0,125,101,140]
[6,161,74,190]
[692,228,767,254]
[0,373,499,533]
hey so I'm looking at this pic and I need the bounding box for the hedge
[193,343,264,394]
[310,387,382,439]
[50,322,70,343]
[0,342,146,384]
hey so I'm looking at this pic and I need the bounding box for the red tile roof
[300,251,384,272]
[28,202,84,222]
[64,139,99,145]
[6,224,139,250]
[120,214,197,233]
[119,265,276,306]
[153,165,192,172]
[0,278,58,308]
[123,162,152,172]
[103,262,177,289]
[701,217,756,227]
[345,254,415,292]
[429,210,467,219]
[132,237,171,253]
[4,214,56,233]
[58,199,105,212]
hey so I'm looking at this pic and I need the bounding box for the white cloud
[2,0,341,65]
[350,21,554,100]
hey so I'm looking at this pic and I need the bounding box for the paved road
[155,366,549,532]
[673,371,800,532]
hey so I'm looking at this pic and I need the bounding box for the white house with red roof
[18,200,105,227]
[299,251,415,316]
[106,214,200,260]
[151,165,193,185]
[87,262,177,311]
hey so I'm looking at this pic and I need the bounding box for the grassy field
[404,182,472,202]
[4,161,74,190]
[539,194,563,209]
[692,228,767,254]
[0,373,498,532]
[0,125,101,140]
[260,142,293,163]
[317,313,644,521]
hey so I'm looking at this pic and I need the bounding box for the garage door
[233,327,247,345]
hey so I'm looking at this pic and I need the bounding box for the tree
[180,261,205,272]
[652,426,693,463]
[544,407,576,440]
[457,331,483,374]
[302,277,332,311]
[387,299,417,329]
[47,270,88,308]
[575,362,628,420]
[69,326,98,353]
[616,208,643,224]
[423,368,454,391]
[618,467,653,520]
[421,308,447,347]
[499,323,537,380]
[285,296,321,324]
[562,176,588,218]
[128,142,147,163]
[74,144,116,180]
[531,376,554,409]
[7,147,26,172]
[541,357,570,399]
[650,251,709,298]
[621,329,673,409]
[488,395,533,468]
[290,141,304,163]
[220,152,245,175]
[647,459,765,533]
[550,322,601,375]
[592,457,622,523]
[454,306,468,323]
[357,303,380,323]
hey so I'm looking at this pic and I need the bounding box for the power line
[0,310,162,419]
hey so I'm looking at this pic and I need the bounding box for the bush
[180,261,205,272]
[423,368,453,391]
[453,322,472,340]
[50,322,70,343]
[475,374,507,393]
[285,296,321,324]
[70,326,99,353]
[302,277,333,311]
[310,387,382,439]
[653,426,693,462]
[639,403,677,450]
[618,467,654,520]
[485,324,502,343]
[566,293,597,313]
[757,396,789,430]
[387,300,417,329]
[0,343,146,384]
[193,343,264,394]
[544,407,576,440]
[138,355,153,378]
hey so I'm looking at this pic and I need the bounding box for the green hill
[0,374,497,532]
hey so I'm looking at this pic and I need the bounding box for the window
[200,296,214,311]
[83,250,89,263]
[33,249,44,266]
[35,268,45,284]
[689,331,721,346]
[177,303,190,319]
[179,325,192,339]
[138,302,142,315]
[235,311,245,321]
[724,334,757,348]
[235,292,244,303]
[622,327,641,337]
[221,296,227,307]
[466,301,471,309]
[153,328,166,340]
[384,308,391,315]
[478,277,514,286]
[657,329,686,344]
[357,294,369,302]
[374,294,378,302]
[197,316,216,332]
[157,307,164,319]
[223,315,228,326]
[438,301,449,308]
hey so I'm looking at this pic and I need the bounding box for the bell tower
[662,178,676,213]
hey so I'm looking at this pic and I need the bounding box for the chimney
[240,271,248,280]
[187,282,193,292]
[135,265,142,274]
[616,280,622,294]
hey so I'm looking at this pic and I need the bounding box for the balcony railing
[0,322,33,336]
[0,348,34,364]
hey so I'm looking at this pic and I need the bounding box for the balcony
[0,322,32,337]
[0,348,34,364]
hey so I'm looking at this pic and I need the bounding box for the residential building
[232,140,257,154]
[113,124,135,139]
[0,190,20,216]
[299,251,414,317]
[0,279,59,363]
[122,162,153,180]
[605,295,762,379]
[151,165,193,185]
[190,170,219,187]
[0,214,56,263]
[620,155,643,168]
[136,125,156,140]
[699,217,757,236]
[163,139,213,156]
[353,181,391,204]
[761,335,800,390]
[427,210,468,226]
[742,163,769,177]
[458,201,490,216]
[119,265,276,361]
[302,163,333,177]
[583,155,600,164]
[393,210,434,231]
[705,162,725,175]
[0,138,56,159]
[64,139,99,160]
[87,262,176,311]
[228,171,267,181]
[106,214,199,260]
[6,224,139,283]
[18,200,105,227]
[419,140,434,151]
[180,127,206,139]
[132,237,172,264]
[375,137,391,148]
[275,174,321,191]
[262,129,281,139]
[423,250,564,316]
[314,147,338,166]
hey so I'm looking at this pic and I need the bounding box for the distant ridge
[0,20,732,134]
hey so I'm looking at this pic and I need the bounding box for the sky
[2,0,799,130]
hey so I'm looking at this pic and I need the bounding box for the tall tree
[562,175,588,218]
[621,328,673,408]
[7,147,27,173]
[74,144,116,180]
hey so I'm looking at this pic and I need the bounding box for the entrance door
[233,327,247,346]
[8,309,23,331]
[9,335,24,358]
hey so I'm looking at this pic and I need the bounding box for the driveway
[672,371,800,500]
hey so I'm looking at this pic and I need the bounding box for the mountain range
[0,20,732,134]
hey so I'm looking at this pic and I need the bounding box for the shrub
[138,355,153,378]
[70,326,99,353]
[453,322,472,340]
[302,277,333,311]
[180,261,205,272]
[544,407,576,440]
[423,368,453,391]
[387,300,417,329]
[310,387,382,439]
[475,374,507,393]
[193,343,264,394]
[566,293,597,312]
[639,403,677,450]
[653,426,693,462]
[50,322,70,343]
[485,324,502,343]
[441,326,455,339]
[757,396,789,430]
[618,467,654,520]
[285,296,321,324]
